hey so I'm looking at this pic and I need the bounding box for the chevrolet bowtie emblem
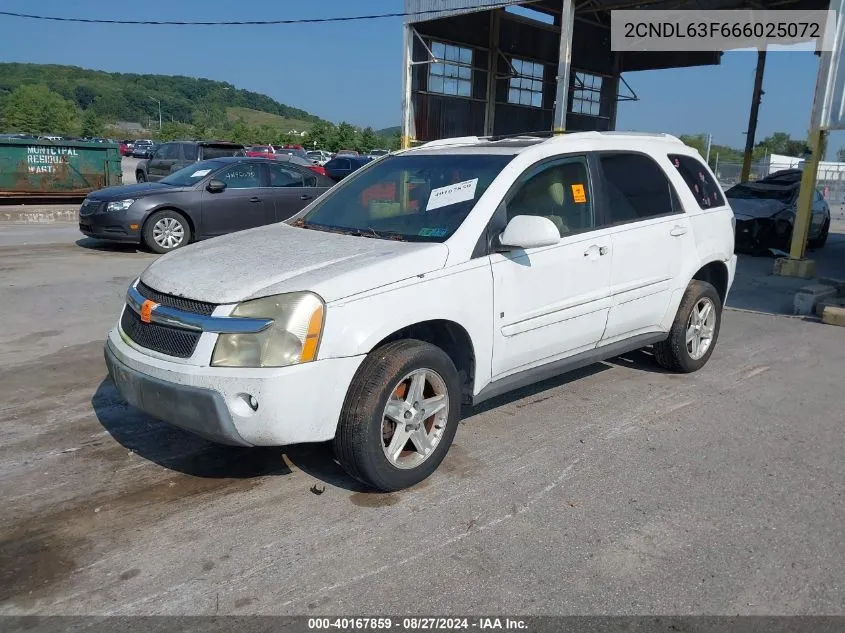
[140,299,158,324]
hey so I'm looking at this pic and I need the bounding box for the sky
[0,0,841,156]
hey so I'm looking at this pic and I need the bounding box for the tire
[654,280,722,373]
[809,219,830,249]
[136,171,146,183]
[142,210,191,254]
[333,339,462,492]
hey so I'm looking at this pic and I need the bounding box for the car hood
[139,223,450,304]
[727,197,790,219]
[88,182,183,200]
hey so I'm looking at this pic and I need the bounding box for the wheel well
[143,208,195,241]
[692,261,728,304]
[370,320,476,403]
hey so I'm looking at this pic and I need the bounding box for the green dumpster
[0,138,122,197]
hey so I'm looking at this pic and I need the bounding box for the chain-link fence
[711,161,845,204]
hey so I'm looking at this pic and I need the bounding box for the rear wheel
[333,339,462,492]
[809,218,830,249]
[654,280,722,373]
[142,210,191,254]
[136,171,146,183]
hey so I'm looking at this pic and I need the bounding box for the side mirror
[206,179,226,193]
[497,215,560,251]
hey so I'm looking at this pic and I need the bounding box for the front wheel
[809,218,830,249]
[654,280,722,373]
[136,171,146,183]
[334,339,462,492]
[142,210,191,254]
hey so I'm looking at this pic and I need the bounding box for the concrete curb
[0,206,78,224]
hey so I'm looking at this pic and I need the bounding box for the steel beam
[401,23,415,149]
[740,50,766,183]
[553,0,575,134]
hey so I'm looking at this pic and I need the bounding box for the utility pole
[740,50,767,183]
[705,133,712,164]
[148,96,162,130]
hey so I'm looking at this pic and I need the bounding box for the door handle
[584,245,609,257]
[249,197,261,203]
[670,225,688,236]
[300,194,312,200]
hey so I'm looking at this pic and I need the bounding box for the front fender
[318,260,495,396]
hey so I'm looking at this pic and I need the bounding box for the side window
[334,158,351,171]
[506,157,594,237]
[669,153,724,209]
[267,163,305,187]
[162,144,181,160]
[182,143,198,161]
[598,153,676,224]
[217,163,261,189]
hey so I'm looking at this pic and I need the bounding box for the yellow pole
[788,128,826,259]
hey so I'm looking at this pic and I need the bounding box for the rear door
[147,143,180,181]
[594,151,695,344]
[265,162,327,221]
[199,162,270,237]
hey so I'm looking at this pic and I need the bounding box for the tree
[0,84,78,134]
[359,127,378,153]
[756,131,805,157]
[73,85,96,109]
[80,108,104,137]
[333,122,358,152]
[307,120,336,151]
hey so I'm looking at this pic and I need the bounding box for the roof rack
[418,130,684,149]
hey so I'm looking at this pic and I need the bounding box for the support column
[552,0,575,135]
[484,10,501,136]
[400,24,415,149]
[740,50,766,183]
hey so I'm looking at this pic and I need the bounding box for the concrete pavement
[1,225,843,616]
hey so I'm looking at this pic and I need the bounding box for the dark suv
[136,141,245,182]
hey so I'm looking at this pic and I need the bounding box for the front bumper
[105,328,365,447]
[79,206,143,243]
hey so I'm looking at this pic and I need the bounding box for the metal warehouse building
[400,0,830,147]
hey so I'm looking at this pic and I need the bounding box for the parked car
[275,152,328,177]
[336,149,359,156]
[307,150,332,166]
[275,145,309,160]
[132,140,155,158]
[79,157,333,253]
[136,140,246,182]
[725,168,830,253]
[368,149,390,159]
[323,155,372,181]
[102,131,736,492]
[119,142,131,156]
[245,145,276,158]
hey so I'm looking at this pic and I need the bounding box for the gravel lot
[1,225,844,616]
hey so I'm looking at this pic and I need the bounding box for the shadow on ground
[76,237,145,253]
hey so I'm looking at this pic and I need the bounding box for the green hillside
[226,107,316,132]
[0,62,325,129]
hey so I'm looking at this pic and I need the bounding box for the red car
[245,145,276,158]
[119,141,133,156]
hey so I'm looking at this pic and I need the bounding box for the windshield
[277,147,308,159]
[726,183,796,202]
[294,153,514,242]
[249,146,270,153]
[160,159,227,187]
[202,145,243,159]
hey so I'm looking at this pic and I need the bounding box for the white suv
[105,131,737,491]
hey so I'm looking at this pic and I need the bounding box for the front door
[490,156,612,379]
[199,162,269,237]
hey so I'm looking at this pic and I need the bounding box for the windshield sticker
[571,184,587,203]
[419,227,449,237]
[426,178,479,211]
[191,169,212,178]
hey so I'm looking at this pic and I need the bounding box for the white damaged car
[105,131,737,491]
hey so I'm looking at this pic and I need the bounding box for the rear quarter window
[669,154,725,209]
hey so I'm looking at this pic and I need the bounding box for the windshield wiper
[345,227,407,241]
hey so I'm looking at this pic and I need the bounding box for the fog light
[129,223,139,230]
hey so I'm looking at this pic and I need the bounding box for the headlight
[107,199,135,212]
[211,292,324,368]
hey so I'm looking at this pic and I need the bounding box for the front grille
[136,281,217,316]
[120,307,200,358]
[79,200,105,217]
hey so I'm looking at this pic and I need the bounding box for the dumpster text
[26,145,79,174]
